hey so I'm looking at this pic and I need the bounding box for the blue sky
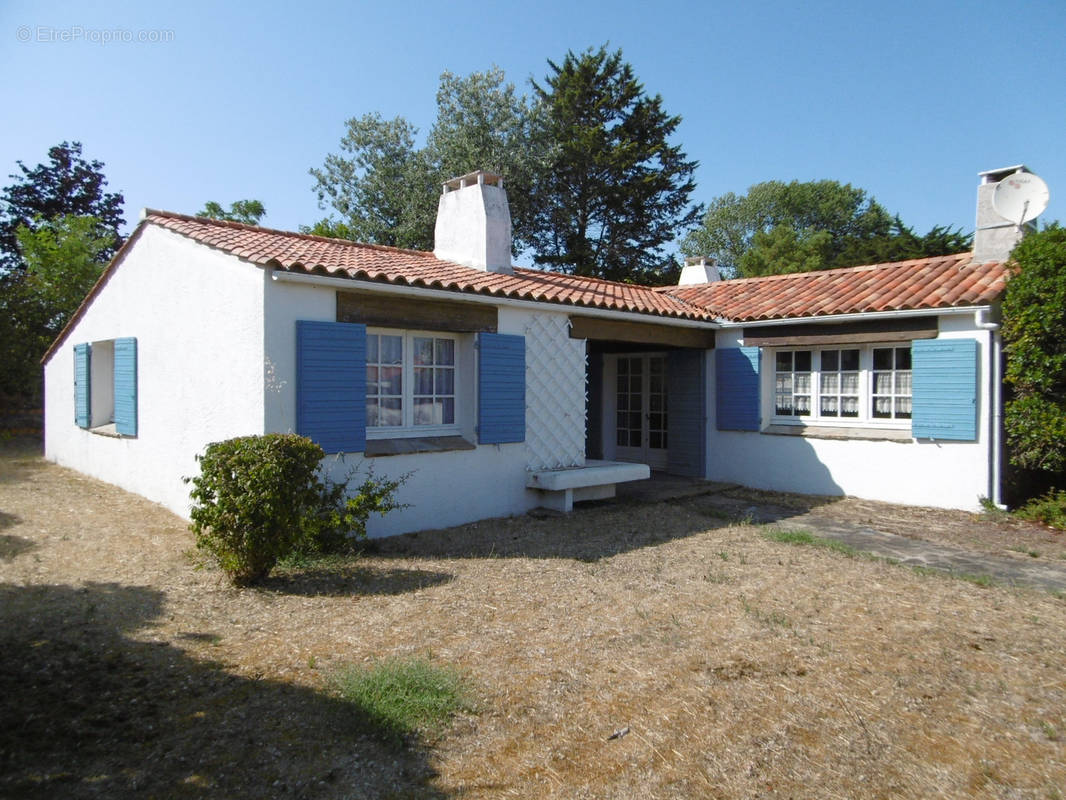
[2,0,1063,265]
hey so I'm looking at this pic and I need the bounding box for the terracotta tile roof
[662,253,1007,322]
[145,211,710,321]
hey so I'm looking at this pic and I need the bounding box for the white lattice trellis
[524,314,586,471]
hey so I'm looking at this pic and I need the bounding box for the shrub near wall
[187,434,404,585]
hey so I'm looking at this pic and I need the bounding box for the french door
[615,354,668,470]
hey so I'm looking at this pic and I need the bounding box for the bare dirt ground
[2,440,1064,799]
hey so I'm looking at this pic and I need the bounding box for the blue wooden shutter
[668,349,707,477]
[113,337,138,436]
[74,343,91,428]
[478,332,525,444]
[911,338,978,441]
[716,347,761,431]
[296,320,366,454]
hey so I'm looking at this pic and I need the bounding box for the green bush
[1016,489,1066,530]
[187,434,404,585]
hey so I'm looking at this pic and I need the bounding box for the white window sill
[88,423,122,438]
[364,435,476,457]
[762,423,912,442]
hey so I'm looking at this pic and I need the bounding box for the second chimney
[433,170,513,274]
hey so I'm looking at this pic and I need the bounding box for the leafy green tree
[0,142,124,275]
[0,215,114,406]
[1002,224,1066,475]
[529,46,700,283]
[684,180,971,278]
[426,67,547,252]
[310,112,437,249]
[197,199,266,225]
[310,68,543,253]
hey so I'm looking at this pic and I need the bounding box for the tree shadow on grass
[259,564,454,597]
[0,532,34,560]
[0,582,451,799]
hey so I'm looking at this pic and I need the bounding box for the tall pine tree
[530,46,701,284]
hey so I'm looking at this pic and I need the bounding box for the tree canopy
[0,142,124,408]
[0,141,124,275]
[682,179,970,278]
[198,199,266,225]
[1002,224,1066,476]
[529,46,700,284]
[310,68,542,253]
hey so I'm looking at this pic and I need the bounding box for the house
[42,167,1023,537]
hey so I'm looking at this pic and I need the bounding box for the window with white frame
[366,329,457,435]
[771,345,912,425]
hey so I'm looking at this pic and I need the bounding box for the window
[771,345,911,426]
[366,329,457,434]
[73,337,137,436]
[872,346,912,420]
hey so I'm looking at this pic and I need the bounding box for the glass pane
[649,413,663,431]
[366,366,379,393]
[873,348,892,370]
[631,393,642,412]
[618,393,628,411]
[616,375,627,393]
[776,393,793,415]
[435,367,454,395]
[649,432,662,449]
[441,398,455,425]
[435,338,455,366]
[367,334,379,363]
[842,397,859,417]
[618,359,629,375]
[821,397,839,416]
[841,372,859,393]
[821,350,838,371]
[367,399,380,427]
[617,430,627,447]
[897,397,912,418]
[650,395,662,412]
[895,348,911,370]
[650,375,662,393]
[413,337,433,365]
[794,351,812,371]
[821,373,839,394]
[380,398,402,426]
[873,397,892,418]
[896,371,912,395]
[414,367,433,395]
[413,398,435,426]
[794,373,810,394]
[776,352,792,372]
[629,412,641,430]
[631,359,643,375]
[380,366,402,395]
[776,374,792,392]
[841,349,860,371]
[650,359,663,374]
[795,395,811,415]
[873,372,892,394]
[380,335,403,364]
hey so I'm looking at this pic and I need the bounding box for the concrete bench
[527,460,651,512]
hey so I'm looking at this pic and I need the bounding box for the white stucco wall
[44,225,267,517]
[706,314,996,511]
[262,281,583,537]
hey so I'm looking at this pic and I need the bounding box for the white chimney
[679,256,721,285]
[973,164,1033,264]
[433,170,513,274]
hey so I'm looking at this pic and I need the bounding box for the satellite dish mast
[992,170,1050,227]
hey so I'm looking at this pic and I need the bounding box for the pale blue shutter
[911,338,978,441]
[668,350,706,476]
[716,347,761,431]
[296,321,366,453]
[74,343,91,428]
[478,332,525,444]
[113,337,138,436]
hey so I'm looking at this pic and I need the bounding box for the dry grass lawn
[1,440,1064,799]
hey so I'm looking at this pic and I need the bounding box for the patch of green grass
[910,565,1000,588]
[1006,545,1041,558]
[1040,720,1060,741]
[761,528,860,557]
[740,595,790,629]
[331,657,474,746]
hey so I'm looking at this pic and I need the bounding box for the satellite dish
[993,171,1050,225]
